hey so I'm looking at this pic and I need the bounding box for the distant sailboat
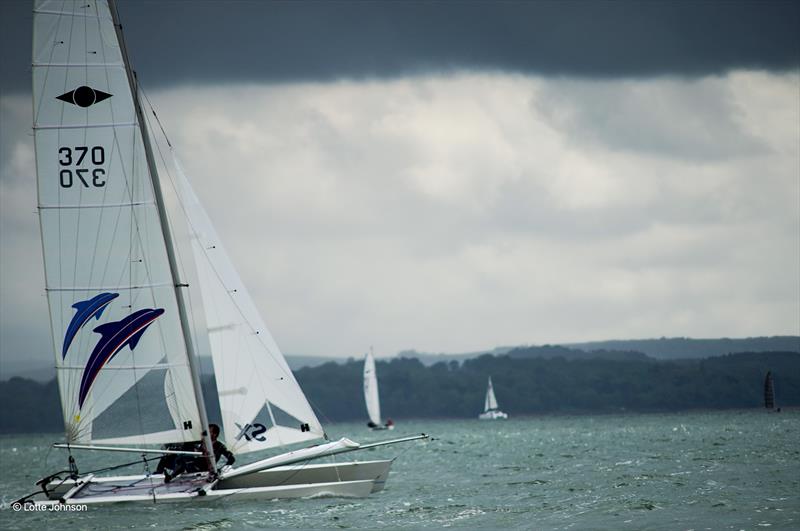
[478,377,508,420]
[364,348,394,430]
[764,371,779,411]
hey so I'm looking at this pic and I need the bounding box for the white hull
[33,473,374,506]
[43,459,393,501]
[219,459,392,492]
[478,410,508,420]
[32,480,374,506]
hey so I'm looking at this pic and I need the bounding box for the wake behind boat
[16,0,425,508]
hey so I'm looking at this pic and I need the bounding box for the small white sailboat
[363,348,394,430]
[17,0,424,507]
[478,377,508,420]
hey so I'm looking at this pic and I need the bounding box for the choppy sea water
[1,410,798,529]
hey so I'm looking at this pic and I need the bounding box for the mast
[108,0,217,474]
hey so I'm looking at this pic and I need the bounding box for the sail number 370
[58,146,106,187]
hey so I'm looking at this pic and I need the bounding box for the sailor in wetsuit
[206,423,235,471]
[157,424,235,482]
[156,441,200,482]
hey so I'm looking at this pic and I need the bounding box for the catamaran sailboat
[17,0,425,507]
[478,377,508,420]
[364,348,394,430]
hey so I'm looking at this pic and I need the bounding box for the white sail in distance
[363,350,382,426]
[32,0,201,444]
[484,377,499,412]
[170,156,324,454]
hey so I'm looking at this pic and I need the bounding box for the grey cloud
[2,0,799,94]
[1,72,798,363]
[0,97,48,366]
[533,78,767,161]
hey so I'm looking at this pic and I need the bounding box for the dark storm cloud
[2,0,798,93]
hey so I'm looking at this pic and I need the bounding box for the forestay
[171,157,324,453]
[33,0,201,445]
[363,350,382,426]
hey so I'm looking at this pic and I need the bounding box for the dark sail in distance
[764,371,775,410]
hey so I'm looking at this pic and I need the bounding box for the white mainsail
[170,157,324,454]
[484,377,499,412]
[363,349,382,426]
[33,0,201,445]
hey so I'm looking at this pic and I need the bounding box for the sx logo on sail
[62,292,164,409]
[235,423,267,442]
[235,421,312,441]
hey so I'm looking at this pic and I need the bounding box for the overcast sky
[1,1,799,368]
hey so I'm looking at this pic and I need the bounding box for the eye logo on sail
[56,85,113,108]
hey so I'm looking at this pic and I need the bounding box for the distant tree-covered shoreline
[1,351,797,435]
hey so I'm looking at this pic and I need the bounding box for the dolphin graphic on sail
[78,308,164,408]
[62,292,119,359]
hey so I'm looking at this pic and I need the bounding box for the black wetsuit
[156,439,235,481]
[155,442,202,478]
[212,440,235,467]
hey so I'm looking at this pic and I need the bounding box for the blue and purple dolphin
[78,307,164,409]
[62,292,119,358]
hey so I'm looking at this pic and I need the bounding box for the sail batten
[40,201,155,210]
[47,282,173,291]
[35,122,136,130]
[33,62,124,67]
[34,9,113,17]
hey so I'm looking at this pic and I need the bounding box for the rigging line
[112,17,200,441]
[35,121,136,130]
[137,91,234,434]
[139,103,205,434]
[43,443,54,478]
[303,395,336,433]
[140,88,172,148]
[81,455,161,476]
[104,1,152,448]
[34,8,111,18]
[121,40,183,446]
[40,200,155,209]
[95,6,144,305]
